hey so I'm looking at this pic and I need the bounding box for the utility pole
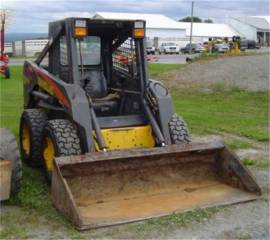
[0,11,5,57]
[0,9,13,57]
[189,1,194,54]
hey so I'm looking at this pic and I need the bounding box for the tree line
[179,16,213,23]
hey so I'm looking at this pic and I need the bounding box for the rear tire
[42,119,82,182]
[0,128,22,196]
[169,113,190,144]
[20,109,47,167]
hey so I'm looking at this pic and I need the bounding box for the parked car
[195,44,206,53]
[146,45,156,55]
[240,40,248,51]
[180,43,205,54]
[212,43,230,53]
[203,42,209,47]
[248,40,261,49]
[241,40,261,49]
[158,42,180,54]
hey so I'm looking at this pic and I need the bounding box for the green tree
[179,16,202,22]
[204,18,213,23]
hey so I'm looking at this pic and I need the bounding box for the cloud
[52,11,93,20]
[1,0,269,33]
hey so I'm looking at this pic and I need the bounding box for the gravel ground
[169,191,269,239]
[2,134,268,239]
[162,54,270,92]
[166,135,270,240]
[2,162,268,239]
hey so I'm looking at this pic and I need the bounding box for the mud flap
[51,141,261,230]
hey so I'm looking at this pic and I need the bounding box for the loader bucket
[51,141,261,230]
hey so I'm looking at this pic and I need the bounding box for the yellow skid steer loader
[20,18,261,229]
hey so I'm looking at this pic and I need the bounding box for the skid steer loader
[20,18,261,230]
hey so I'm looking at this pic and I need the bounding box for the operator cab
[74,35,118,113]
[45,18,146,118]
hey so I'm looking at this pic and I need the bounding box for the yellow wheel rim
[22,124,30,156]
[43,136,55,172]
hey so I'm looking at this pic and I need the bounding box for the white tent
[94,12,182,29]
[94,12,239,42]
[177,22,238,38]
[93,12,187,39]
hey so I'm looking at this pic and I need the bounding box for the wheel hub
[43,136,55,171]
[22,125,30,156]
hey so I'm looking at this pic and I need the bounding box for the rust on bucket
[51,141,261,230]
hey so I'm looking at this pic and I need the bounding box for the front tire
[20,109,47,167]
[42,119,82,182]
[169,113,190,144]
[0,128,22,196]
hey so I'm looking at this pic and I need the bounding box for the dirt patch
[160,54,270,92]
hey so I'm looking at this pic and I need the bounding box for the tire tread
[0,128,22,195]
[169,113,191,144]
[20,109,47,167]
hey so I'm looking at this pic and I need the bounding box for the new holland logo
[37,78,54,95]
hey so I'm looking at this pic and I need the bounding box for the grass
[241,158,270,169]
[127,207,222,235]
[7,165,54,212]
[148,63,184,78]
[241,158,256,166]
[236,232,252,240]
[256,161,270,168]
[1,165,81,239]
[0,213,29,239]
[191,51,269,63]
[173,90,269,141]
[0,65,23,137]
[226,139,254,150]
[0,64,269,237]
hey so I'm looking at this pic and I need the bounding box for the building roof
[94,12,238,38]
[94,12,184,29]
[235,16,270,30]
[177,22,238,37]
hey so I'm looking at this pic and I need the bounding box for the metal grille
[60,36,68,66]
[112,38,136,75]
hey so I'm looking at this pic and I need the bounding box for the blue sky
[2,0,270,33]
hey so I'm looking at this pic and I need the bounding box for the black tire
[4,67,10,79]
[20,109,47,167]
[169,113,191,144]
[0,128,22,196]
[42,119,82,182]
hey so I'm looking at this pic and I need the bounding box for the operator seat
[82,67,119,112]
